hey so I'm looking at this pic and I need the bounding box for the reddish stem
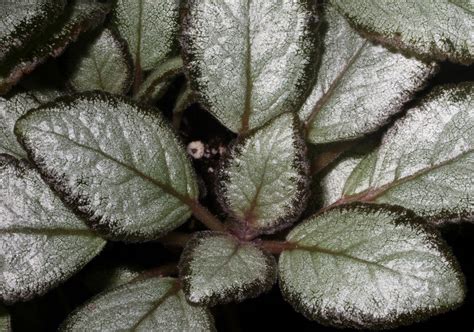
[186,199,227,232]
[259,240,297,254]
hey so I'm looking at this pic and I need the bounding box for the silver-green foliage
[179,232,276,306]
[322,83,473,223]
[217,113,309,235]
[113,0,180,72]
[0,154,105,304]
[15,92,198,241]
[0,93,40,159]
[68,28,133,94]
[332,0,474,64]
[182,0,318,133]
[300,4,437,144]
[279,204,465,329]
[61,277,215,331]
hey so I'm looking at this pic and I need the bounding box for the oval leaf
[182,0,318,133]
[0,0,66,62]
[217,113,309,236]
[15,92,198,241]
[0,0,112,94]
[113,0,180,72]
[279,204,465,329]
[68,27,133,94]
[331,0,474,64]
[61,277,215,331]
[0,154,106,304]
[340,83,473,223]
[179,231,276,306]
[300,4,436,144]
[0,93,40,159]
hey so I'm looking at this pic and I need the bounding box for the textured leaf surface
[332,0,474,64]
[0,0,66,62]
[0,154,105,304]
[61,277,215,332]
[300,4,436,144]
[0,0,111,94]
[68,28,133,94]
[0,93,40,159]
[135,57,183,103]
[15,92,198,241]
[113,0,180,72]
[179,232,276,306]
[0,305,10,332]
[279,204,465,329]
[340,83,473,222]
[217,113,309,236]
[182,0,318,133]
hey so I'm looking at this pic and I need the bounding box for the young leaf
[61,277,216,331]
[0,305,11,332]
[0,0,112,94]
[0,0,66,63]
[339,83,473,223]
[300,4,437,144]
[331,0,474,65]
[68,27,133,94]
[182,0,318,133]
[15,92,199,241]
[0,93,40,159]
[279,204,465,329]
[179,231,276,306]
[217,113,309,237]
[135,57,184,103]
[0,154,106,304]
[112,0,180,72]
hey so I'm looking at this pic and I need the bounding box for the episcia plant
[0,0,473,330]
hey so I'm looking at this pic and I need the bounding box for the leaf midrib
[131,281,181,331]
[240,0,253,134]
[305,40,368,130]
[40,130,190,204]
[342,148,473,203]
[292,244,427,282]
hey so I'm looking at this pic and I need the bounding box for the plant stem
[259,240,297,254]
[187,199,227,232]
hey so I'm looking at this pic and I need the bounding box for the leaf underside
[179,231,276,306]
[15,92,198,241]
[60,277,216,332]
[279,204,465,329]
[0,154,105,304]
